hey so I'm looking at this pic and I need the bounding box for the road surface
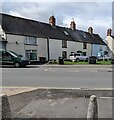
[1,67,112,88]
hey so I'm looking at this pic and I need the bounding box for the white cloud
[9,11,25,18]
[3,0,113,2]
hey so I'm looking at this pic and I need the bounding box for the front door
[62,51,67,59]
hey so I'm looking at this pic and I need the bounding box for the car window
[8,51,18,57]
[76,54,80,56]
[2,51,12,60]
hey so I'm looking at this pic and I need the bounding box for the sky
[0,0,113,38]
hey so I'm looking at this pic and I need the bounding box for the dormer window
[82,34,86,39]
[64,31,69,36]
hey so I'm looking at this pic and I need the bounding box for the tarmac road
[1,67,112,88]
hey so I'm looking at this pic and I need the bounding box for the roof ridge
[0,13,52,26]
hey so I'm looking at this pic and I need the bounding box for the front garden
[48,59,112,65]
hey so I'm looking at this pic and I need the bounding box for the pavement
[5,88,113,118]
[1,64,114,118]
[27,64,114,68]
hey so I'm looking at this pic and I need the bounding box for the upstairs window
[25,37,37,45]
[62,40,67,48]
[83,43,87,49]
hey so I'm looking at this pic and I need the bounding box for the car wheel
[85,58,88,62]
[76,58,79,62]
[14,62,21,68]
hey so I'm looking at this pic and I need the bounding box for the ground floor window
[62,51,67,59]
[25,50,37,60]
[0,41,6,50]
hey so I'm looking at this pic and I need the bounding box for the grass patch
[48,60,112,65]
[64,60,111,65]
[96,60,111,65]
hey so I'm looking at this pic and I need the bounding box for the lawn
[48,59,112,65]
[64,60,111,65]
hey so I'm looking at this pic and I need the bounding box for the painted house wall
[68,41,91,57]
[37,38,48,61]
[105,36,114,56]
[86,43,91,56]
[3,34,93,62]
[49,39,62,60]
[92,44,107,57]
[6,34,25,56]
[49,39,92,60]
[6,34,48,61]
[92,44,101,56]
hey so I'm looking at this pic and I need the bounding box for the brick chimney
[107,28,112,36]
[49,15,56,26]
[88,27,93,34]
[70,21,76,30]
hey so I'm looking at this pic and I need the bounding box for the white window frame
[25,50,37,60]
[25,36,37,45]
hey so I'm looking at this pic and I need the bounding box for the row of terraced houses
[0,13,113,62]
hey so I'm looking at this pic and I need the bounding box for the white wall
[49,39,62,60]
[105,36,114,56]
[37,38,48,61]
[49,39,92,60]
[68,41,91,57]
[6,34,25,56]
[5,34,93,62]
[6,34,48,61]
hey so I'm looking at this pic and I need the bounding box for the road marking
[49,70,56,72]
[99,97,114,99]
[49,68,52,69]
[90,71,98,72]
[69,70,79,72]
[44,68,56,72]
[45,69,48,71]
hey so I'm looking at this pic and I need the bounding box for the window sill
[62,47,67,48]
[25,44,38,46]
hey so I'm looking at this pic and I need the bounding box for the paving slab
[15,97,89,118]
[5,88,113,119]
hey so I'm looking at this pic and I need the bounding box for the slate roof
[0,13,106,45]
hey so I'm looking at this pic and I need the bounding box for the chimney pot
[88,27,93,34]
[107,28,112,36]
[49,15,56,26]
[70,21,76,30]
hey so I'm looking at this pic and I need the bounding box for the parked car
[69,53,88,62]
[111,56,114,64]
[97,56,111,61]
[89,56,97,64]
[0,50,30,67]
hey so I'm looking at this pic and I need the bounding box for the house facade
[104,28,114,57]
[0,13,106,62]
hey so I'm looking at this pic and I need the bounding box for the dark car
[89,56,97,64]
[0,50,30,67]
[111,57,114,64]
